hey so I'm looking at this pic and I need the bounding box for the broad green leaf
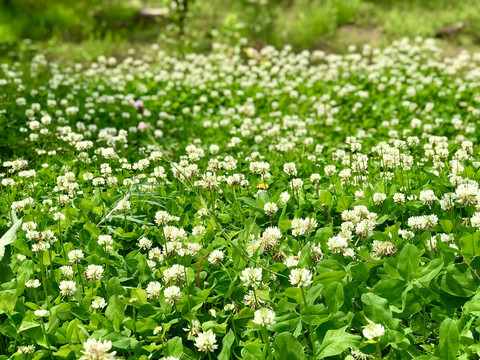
[324,282,343,313]
[318,191,333,206]
[437,318,459,360]
[439,220,453,234]
[361,293,397,329]
[317,326,361,359]
[218,330,235,360]
[335,195,350,213]
[274,332,306,360]
[166,337,183,358]
[0,217,22,261]
[83,222,100,239]
[397,244,419,282]
[440,263,478,297]
[130,288,148,308]
[459,232,480,258]
[106,295,125,331]
[79,199,94,213]
[417,258,444,285]
[242,343,263,360]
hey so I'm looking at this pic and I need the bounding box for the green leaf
[324,282,344,313]
[361,293,397,329]
[279,219,292,232]
[274,332,306,360]
[105,295,125,331]
[437,318,459,360]
[317,326,361,359]
[397,244,419,282]
[318,191,333,206]
[459,232,480,258]
[129,288,148,308]
[83,222,100,239]
[440,263,478,297]
[439,220,453,234]
[166,337,184,358]
[218,330,235,360]
[79,199,94,213]
[0,292,15,314]
[242,343,263,360]
[417,258,444,285]
[70,306,90,321]
[0,216,22,261]
[335,195,350,213]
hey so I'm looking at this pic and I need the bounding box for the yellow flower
[257,183,269,190]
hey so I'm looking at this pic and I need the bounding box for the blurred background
[1,0,480,60]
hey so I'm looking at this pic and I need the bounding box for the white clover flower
[34,309,48,317]
[59,281,77,296]
[25,279,41,288]
[192,225,206,236]
[253,308,276,327]
[291,218,317,236]
[117,200,131,213]
[310,173,321,184]
[153,326,163,335]
[146,281,162,299]
[138,237,152,250]
[91,297,107,310]
[80,338,116,360]
[85,265,104,281]
[240,267,262,288]
[419,190,437,205]
[363,321,385,340]
[264,202,278,216]
[259,226,282,250]
[324,165,336,176]
[455,183,479,206]
[283,162,297,176]
[60,266,74,279]
[289,178,303,194]
[164,286,182,304]
[327,235,349,253]
[18,345,35,354]
[208,250,224,264]
[471,212,480,228]
[393,193,405,203]
[279,192,291,205]
[372,193,386,205]
[155,210,179,226]
[53,212,66,221]
[195,330,218,353]
[163,264,186,284]
[68,249,84,264]
[289,268,313,288]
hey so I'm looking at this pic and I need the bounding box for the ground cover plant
[1,38,480,359]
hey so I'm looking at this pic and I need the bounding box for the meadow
[1,36,480,359]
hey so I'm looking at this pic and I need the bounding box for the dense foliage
[1,38,480,359]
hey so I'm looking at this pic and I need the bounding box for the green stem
[105,247,110,299]
[39,254,50,306]
[376,341,382,359]
[301,287,316,359]
[40,319,54,360]
[262,327,273,360]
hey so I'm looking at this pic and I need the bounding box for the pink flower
[134,100,143,112]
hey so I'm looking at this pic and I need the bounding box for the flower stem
[301,287,316,359]
[262,326,273,360]
[375,341,382,359]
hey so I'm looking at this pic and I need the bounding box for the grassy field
[2,2,480,360]
[1,0,480,61]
